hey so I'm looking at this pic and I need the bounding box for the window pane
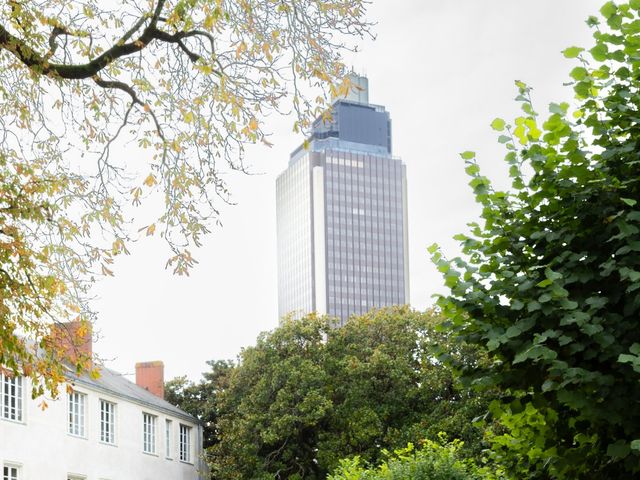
[68,392,86,437]
[143,413,156,454]
[179,424,192,462]
[1,375,23,422]
[3,466,19,480]
[165,419,172,458]
[100,400,116,444]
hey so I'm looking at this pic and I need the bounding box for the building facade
[276,76,409,325]
[0,330,204,480]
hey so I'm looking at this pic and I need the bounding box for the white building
[0,327,205,480]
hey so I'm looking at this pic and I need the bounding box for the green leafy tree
[0,0,371,397]
[212,314,332,480]
[209,308,493,479]
[431,1,640,477]
[165,359,234,449]
[317,308,490,467]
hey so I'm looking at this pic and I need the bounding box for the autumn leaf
[0,0,372,403]
[143,173,157,187]
[183,111,195,124]
[235,41,247,58]
[101,264,114,276]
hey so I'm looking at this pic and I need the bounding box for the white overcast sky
[93,0,603,381]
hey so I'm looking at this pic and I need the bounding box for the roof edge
[67,371,201,425]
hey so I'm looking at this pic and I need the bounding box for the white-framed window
[165,419,173,459]
[100,399,116,444]
[143,413,157,454]
[3,464,20,480]
[179,423,192,463]
[68,391,87,437]
[1,374,23,422]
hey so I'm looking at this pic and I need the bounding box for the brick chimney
[51,321,93,365]
[135,361,164,399]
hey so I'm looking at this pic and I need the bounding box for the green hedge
[328,438,503,480]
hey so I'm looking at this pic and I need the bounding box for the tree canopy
[431,1,640,477]
[201,308,492,480]
[0,0,371,397]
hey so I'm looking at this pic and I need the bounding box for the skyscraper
[276,75,409,325]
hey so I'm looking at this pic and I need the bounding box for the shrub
[328,437,499,480]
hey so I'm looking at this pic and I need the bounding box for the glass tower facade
[276,76,409,325]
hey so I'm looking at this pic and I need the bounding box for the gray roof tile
[68,367,198,423]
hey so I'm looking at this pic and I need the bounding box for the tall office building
[276,75,409,325]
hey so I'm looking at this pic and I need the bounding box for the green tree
[0,0,371,397]
[431,1,640,477]
[212,314,332,480]
[318,308,490,468]
[209,308,492,479]
[165,359,234,449]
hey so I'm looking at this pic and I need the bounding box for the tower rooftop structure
[290,74,391,164]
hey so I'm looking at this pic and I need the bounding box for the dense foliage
[165,360,234,449]
[0,0,371,396]
[203,308,492,480]
[432,1,640,477]
[328,439,491,480]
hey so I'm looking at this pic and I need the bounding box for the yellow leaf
[196,64,213,75]
[82,5,95,19]
[235,41,247,59]
[146,224,156,236]
[262,43,273,61]
[249,117,258,131]
[112,238,126,254]
[143,174,156,187]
